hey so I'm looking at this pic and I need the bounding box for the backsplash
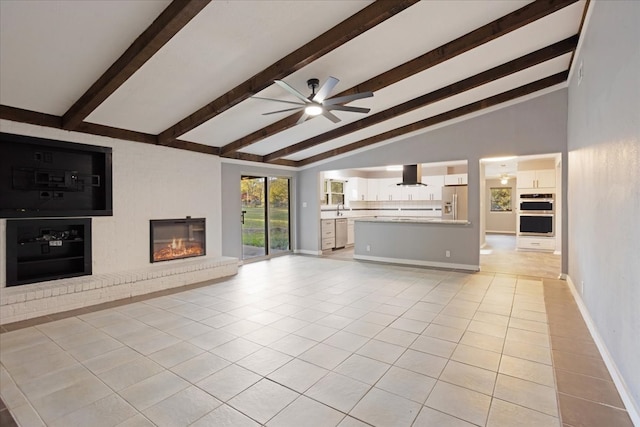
[321,200,441,219]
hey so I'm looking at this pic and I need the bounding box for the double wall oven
[518,193,554,236]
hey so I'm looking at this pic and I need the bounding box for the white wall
[297,89,568,267]
[566,0,640,417]
[0,120,222,286]
[485,179,516,233]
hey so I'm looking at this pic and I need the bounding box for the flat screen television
[0,133,113,217]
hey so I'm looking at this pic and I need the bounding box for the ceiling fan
[253,77,373,125]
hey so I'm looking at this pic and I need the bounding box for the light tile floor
[0,255,633,426]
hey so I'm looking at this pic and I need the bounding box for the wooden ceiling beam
[157,0,420,146]
[296,71,569,167]
[220,0,579,157]
[264,35,578,162]
[61,0,212,130]
[1,105,219,156]
[0,105,62,129]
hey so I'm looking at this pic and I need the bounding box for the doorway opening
[241,176,291,261]
[479,154,562,278]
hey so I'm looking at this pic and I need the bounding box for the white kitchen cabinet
[321,219,335,250]
[366,179,379,201]
[517,236,555,251]
[422,175,444,200]
[371,178,401,201]
[400,185,427,200]
[517,169,555,189]
[346,177,368,202]
[444,174,467,185]
[347,219,355,245]
[400,186,415,201]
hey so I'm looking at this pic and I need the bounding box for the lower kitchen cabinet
[517,236,555,251]
[321,219,335,250]
[347,219,355,246]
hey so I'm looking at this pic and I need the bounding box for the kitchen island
[353,217,478,271]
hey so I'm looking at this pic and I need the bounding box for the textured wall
[0,120,222,285]
[566,1,640,412]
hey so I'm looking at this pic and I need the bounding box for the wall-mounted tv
[0,133,113,217]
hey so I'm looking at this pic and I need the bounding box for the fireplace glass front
[150,218,205,263]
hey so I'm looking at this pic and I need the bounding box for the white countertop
[354,216,470,225]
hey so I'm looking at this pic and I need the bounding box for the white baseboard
[294,249,322,256]
[353,254,479,271]
[565,275,640,426]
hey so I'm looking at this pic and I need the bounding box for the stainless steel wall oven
[519,193,554,212]
[519,214,554,236]
[518,193,554,236]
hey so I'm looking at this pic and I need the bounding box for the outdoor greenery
[241,177,290,252]
[242,206,289,250]
[241,177,289,207]
[490,187,512,211]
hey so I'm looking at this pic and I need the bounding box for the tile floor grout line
[2,256,629,426]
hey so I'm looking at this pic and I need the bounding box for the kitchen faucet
[336,203,344,216]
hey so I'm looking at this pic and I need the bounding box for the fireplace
[150,218,205,263]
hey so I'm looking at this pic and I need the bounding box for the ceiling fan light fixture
[305,105,323,116]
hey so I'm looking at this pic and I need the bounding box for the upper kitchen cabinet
[422,175,445,200]
[400,185,427,201]
[378,178,402,201]
[345,177,368,202]
[517,169,555,189]
[444,173,468,186]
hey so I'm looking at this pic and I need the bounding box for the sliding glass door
[268,177,290,255]
[241,175,290,260]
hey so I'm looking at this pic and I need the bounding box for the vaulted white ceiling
[0,0,587,168]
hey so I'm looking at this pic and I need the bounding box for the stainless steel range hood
[397,164,427,186]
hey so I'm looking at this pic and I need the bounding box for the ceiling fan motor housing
[307,78,320,93]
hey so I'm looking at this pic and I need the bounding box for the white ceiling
[0,0,587,167]
[0,0,172,115]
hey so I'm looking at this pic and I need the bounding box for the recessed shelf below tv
[6,218,92,286]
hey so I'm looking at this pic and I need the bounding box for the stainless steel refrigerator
[442,185,468,220]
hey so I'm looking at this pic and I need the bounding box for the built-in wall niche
[0,133,112,218]
[6,218,92,286]
[150,218,206,263]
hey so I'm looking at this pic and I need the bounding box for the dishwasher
[334,218,348,249]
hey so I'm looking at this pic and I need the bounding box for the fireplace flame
[153,237,204,262]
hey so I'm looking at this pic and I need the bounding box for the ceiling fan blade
[262,107,304,116]
[274,80,311,104]
[321,109,341,123]
[313,76,339,103]
[323,91,374,106]
[326,105,371,114]
[252,96,306,106]
[296,112,310,125]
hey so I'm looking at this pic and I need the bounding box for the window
[490,187,512,211]
[322,179,345,205]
